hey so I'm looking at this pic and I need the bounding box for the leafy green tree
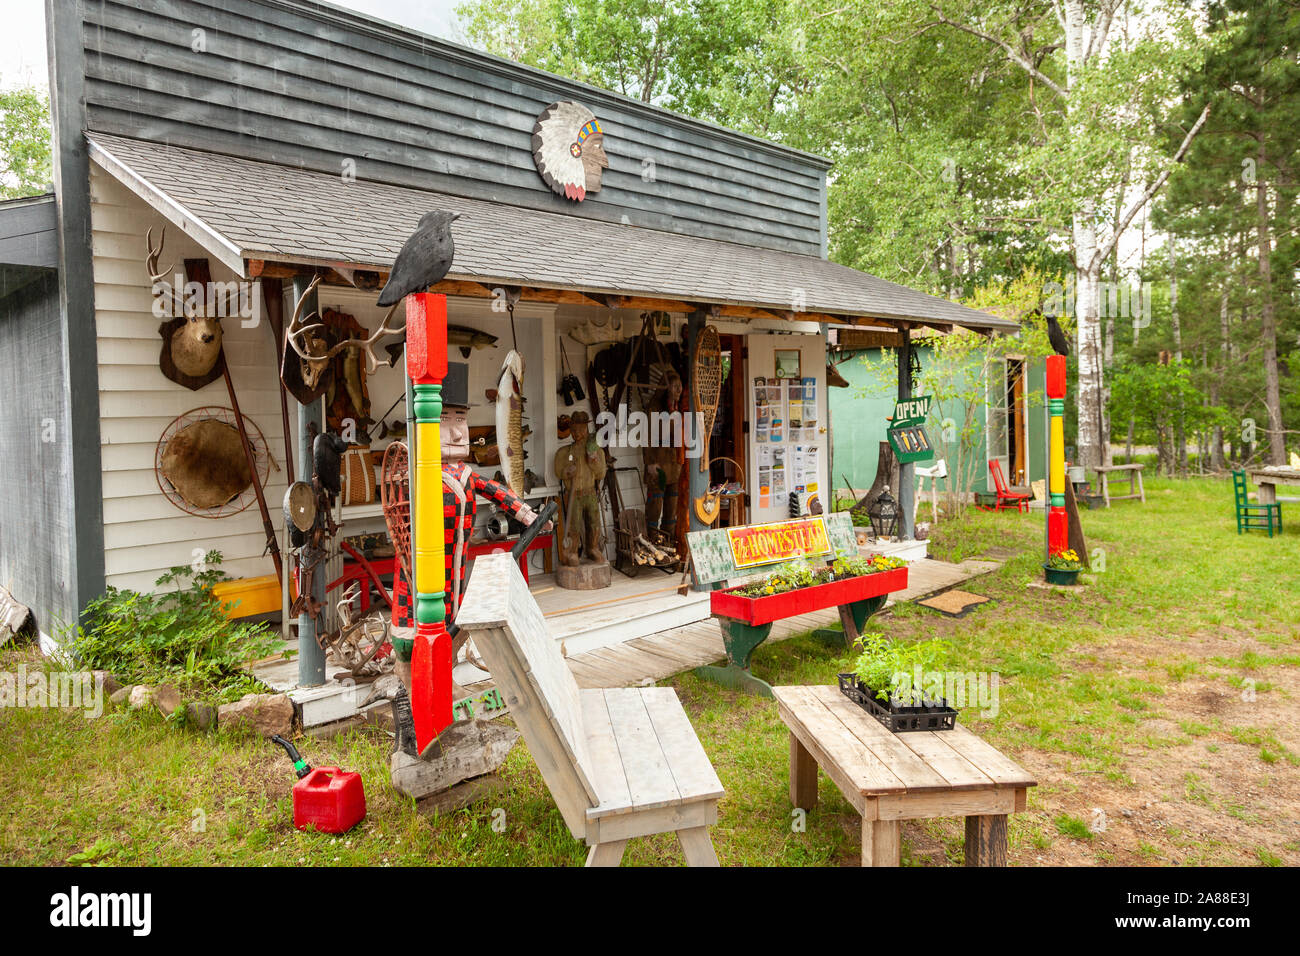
[1110,360,1231,475]
[457,0,773,107]
[1156,0,1300,466]
[0,85,52,200]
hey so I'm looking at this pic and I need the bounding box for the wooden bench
[774,685,1036,866]
[456,552,725,866]
[686,513,908,696]
[1093,463,1146,506]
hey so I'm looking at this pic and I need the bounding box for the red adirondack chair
[980,459,1031,513]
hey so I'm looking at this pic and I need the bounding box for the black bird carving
[1045,313,1071,357]
[376,210,462,307]
[313,431,349,501]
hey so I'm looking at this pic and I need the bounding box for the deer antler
[286,276,405,373]
[316,303,405,374]
[145,226,185,317]
[145,226,171,283]
[286,274,327,360]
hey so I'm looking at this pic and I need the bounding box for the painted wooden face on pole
[406,293,453,751]
[1046,355,1068,556]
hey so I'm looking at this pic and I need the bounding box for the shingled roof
[88,133,1017,334]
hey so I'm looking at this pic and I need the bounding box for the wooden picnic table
[1248,466,1300,505]
[773,685,1036,866]
[1092,463,1146,506]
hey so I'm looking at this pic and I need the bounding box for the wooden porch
[254,549,999,727]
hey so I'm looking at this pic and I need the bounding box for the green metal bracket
[693,618,776,697]
[812,595,889,648]
[692,662,774,697]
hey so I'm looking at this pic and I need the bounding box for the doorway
[706,334,746,526]
[1006,358,1028,484]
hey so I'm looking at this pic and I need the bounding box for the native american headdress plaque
[531,101,608,201]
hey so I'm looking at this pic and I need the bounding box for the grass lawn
[2,476,1297,866]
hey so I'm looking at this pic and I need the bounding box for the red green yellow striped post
[1045,355,1068,557]
[405,293,453,751]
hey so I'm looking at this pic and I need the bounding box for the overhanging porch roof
[88,133,1017,334]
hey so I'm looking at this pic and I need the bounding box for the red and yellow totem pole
[1046,354,1069,558]
[404,294,454,752]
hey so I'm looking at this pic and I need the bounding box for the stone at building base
[218,692,295,736]
[389,717,519,801]
[556,560,611,590]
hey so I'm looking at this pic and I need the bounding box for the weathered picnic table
[686,514,909,697]
[1092,463,1146,506]
[774,685,1036,866]
[1249,466,1300,505]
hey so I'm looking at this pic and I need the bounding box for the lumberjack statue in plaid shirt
[384,361,548,759]
[392,363,546,684]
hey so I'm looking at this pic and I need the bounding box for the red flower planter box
[710,566,909,626]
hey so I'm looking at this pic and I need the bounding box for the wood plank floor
[463,556,1002,694]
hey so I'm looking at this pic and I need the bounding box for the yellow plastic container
[212,574,292,619]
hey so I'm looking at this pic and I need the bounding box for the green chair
[1233,470,1282,537]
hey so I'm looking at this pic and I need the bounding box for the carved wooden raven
[1045,313,1071,357]
[377,211,461,306]
[313,431,349,500]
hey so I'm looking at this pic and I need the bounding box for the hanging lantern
[868,486,900,540]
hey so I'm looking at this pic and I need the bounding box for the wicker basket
[342,446,376,506]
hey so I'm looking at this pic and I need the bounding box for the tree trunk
[1210,287,1228,471]
[1256,148,1285,466]
[1170,235,1186,475]
[855,441,900,515]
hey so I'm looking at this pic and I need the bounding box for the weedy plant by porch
[69,551,286,702]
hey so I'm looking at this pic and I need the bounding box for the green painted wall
[829,346,1046,499]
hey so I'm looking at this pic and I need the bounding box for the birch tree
[925,1,1209,470]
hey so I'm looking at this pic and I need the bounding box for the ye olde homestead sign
[726,516,832,570]
[532,101,608,201]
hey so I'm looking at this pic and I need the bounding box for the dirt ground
[902,626,1300,867]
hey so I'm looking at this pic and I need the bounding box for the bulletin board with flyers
[745,334,828,524]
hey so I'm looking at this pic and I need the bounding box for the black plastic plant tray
[837,673,957,733]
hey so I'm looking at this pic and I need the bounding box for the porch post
[1046,355,1068,556]
[687,308,710,535]
[405,294,454,753]
[897,327,915,540]
[292,274,326,688]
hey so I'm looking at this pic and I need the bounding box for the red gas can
[292,766,366,834]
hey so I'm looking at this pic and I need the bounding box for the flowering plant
[734,552,906,598]
[1046,548,1083,571]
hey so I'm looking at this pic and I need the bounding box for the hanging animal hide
[319,308,372,435]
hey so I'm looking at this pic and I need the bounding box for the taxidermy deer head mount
[286,274,405,392]
[147,227,227,388]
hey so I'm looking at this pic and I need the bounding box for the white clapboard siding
[91,167,294,593]
[88,166,596,597]
[100,438,288,473]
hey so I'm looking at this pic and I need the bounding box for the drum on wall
[155,406,274,517]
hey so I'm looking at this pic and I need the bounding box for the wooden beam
[514,287,607,308]
[605,294,698,313]
[712,304,786,322]
[837,328,904,351]
[428,278,493,298]
[916,321,954,334]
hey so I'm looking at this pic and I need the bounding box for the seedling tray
[837,673,957,733]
